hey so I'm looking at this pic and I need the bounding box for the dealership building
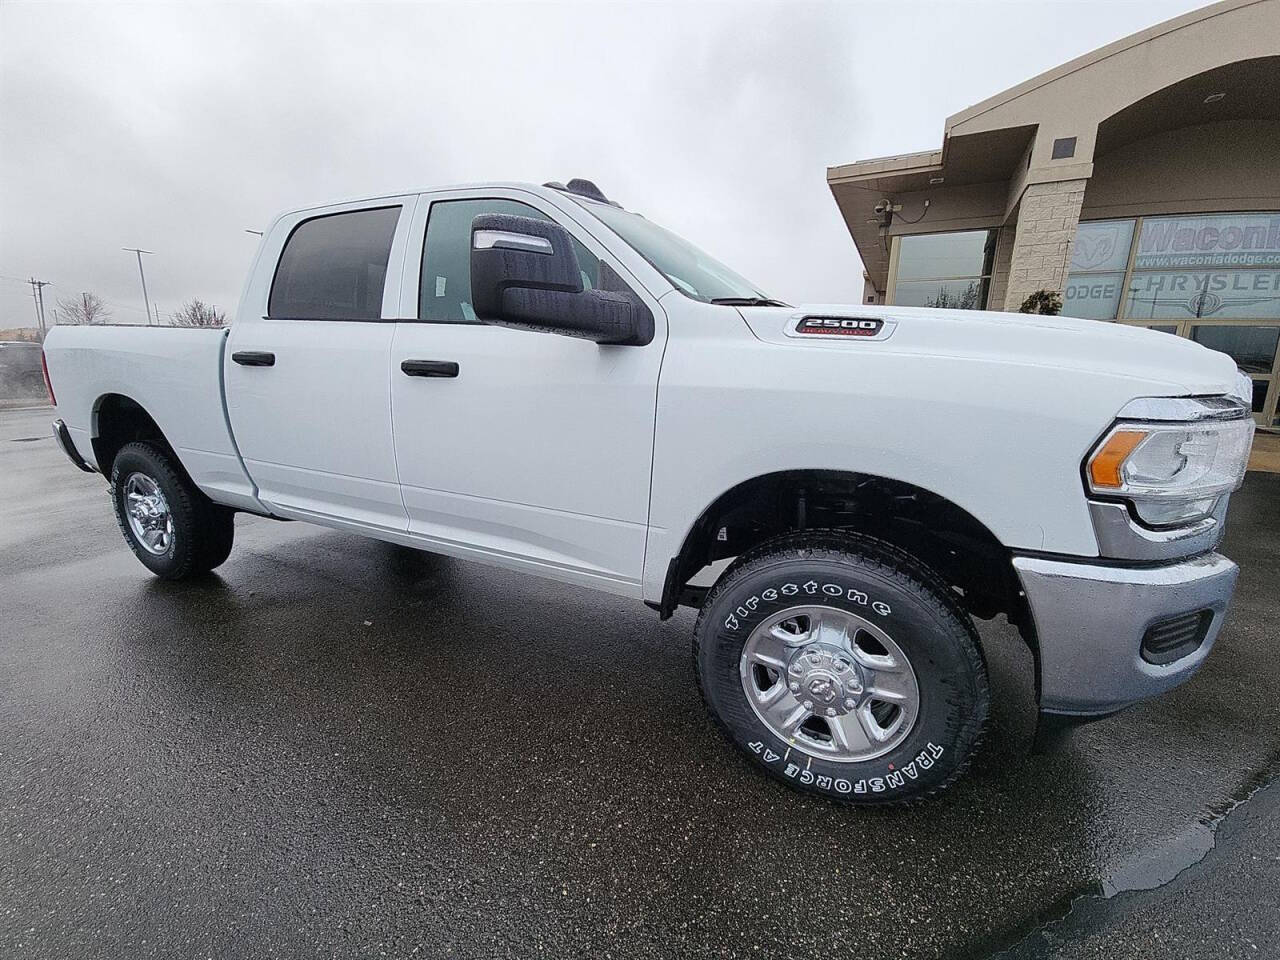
[828,0,1280,430]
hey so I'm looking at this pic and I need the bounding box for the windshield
[575,198,771,303]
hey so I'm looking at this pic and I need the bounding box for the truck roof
[271,179,619,223]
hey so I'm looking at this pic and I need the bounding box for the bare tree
[171,298,227,327]
[56,292,112,325]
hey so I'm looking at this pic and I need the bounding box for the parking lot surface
[2,404,1278,959]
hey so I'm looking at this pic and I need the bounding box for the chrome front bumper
[1013,551,1238,716]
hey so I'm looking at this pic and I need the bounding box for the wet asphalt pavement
[2,404,1278,959]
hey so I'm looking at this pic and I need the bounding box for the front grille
[1141,610,1213,666]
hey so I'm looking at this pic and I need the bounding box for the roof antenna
[565,178,609,203]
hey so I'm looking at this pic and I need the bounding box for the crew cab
[42,178,1255,803]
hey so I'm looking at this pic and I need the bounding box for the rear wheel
[110,441,235,580]
[694,532,988,804]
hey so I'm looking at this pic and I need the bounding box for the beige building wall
[1081,119,1280,220]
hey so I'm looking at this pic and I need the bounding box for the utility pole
[27,278,51,338]
[123,247,155,326]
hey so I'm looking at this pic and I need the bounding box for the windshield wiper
[709,297,791,307]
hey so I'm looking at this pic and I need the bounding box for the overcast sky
[1,0,1209,326]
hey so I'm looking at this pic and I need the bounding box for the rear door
[389,188,667,594]
[225,198,415,530]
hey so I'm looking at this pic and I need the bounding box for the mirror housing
[470,214,653,346]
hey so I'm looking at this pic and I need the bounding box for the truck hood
[737,303,1243,397]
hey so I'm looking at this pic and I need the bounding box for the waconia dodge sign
[1065,213,1280,319]
[1135,214,1280,270]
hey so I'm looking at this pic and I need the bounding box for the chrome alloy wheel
[739,605,920,762]
[123,472,174,555]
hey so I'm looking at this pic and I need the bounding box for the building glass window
[892,230,995,310]
[1057,211,1280,429]
[1063,219,1135,320]
[1189,325,1280,376]
[1125,269,1280,320]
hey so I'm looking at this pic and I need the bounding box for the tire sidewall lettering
[746,740,948,797]
[723,578,893,634]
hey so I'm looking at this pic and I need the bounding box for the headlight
[1086,396,1254,528]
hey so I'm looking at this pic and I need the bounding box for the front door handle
[401,359,459,378]
[232,351,275,367]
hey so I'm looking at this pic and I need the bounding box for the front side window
[892,230,996,310]
[269,206,401,320]
[419,198,599,323]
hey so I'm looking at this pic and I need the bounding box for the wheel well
[661,470,1029,629]
[91,394,171,475]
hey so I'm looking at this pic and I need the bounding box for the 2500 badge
[793,316,884,338]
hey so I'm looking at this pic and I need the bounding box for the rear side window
[269,206,401,320]
[419,198,599,323]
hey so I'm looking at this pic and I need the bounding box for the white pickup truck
[43,178,1255,803]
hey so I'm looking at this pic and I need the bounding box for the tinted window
[269,206,401,320]
[420,198,598,322]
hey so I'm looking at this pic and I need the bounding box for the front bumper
[1013,551,1238,716]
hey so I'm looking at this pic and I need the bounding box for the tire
[110,441,235,580]
[694,531,988,805]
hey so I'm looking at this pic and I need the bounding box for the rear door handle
[401,359,459,378]
[232,351,275,367]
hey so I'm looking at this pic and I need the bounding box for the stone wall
[1001,178,1087,311]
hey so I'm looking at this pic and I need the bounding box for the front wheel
[110,441,235,580]
[694,532,988,804]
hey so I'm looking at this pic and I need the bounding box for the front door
[389,190,666,594]
[225,200,413,531]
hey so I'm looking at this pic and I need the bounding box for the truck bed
[42,325,261,512]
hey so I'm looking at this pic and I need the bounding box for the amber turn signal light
[1088,429,1148,489]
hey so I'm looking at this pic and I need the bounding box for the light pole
[28,278,51,337]
[123,247,155,325]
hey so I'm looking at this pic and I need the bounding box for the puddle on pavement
[971,753,1280,958]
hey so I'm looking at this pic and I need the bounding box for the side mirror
[470,214,653,346]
